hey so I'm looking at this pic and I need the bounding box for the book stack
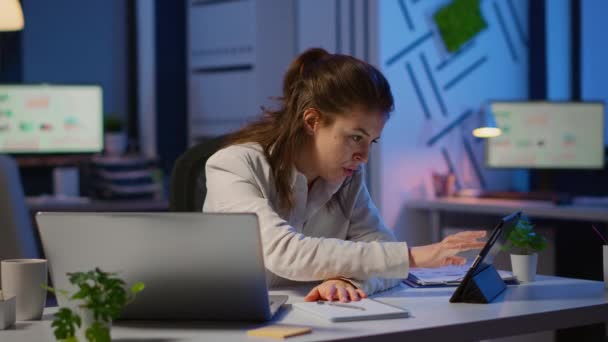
[89,155,162,200]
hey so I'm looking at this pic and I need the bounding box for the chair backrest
[169,135,227,212]
[0,155,41,283]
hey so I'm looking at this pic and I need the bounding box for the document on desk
[293,298,409,322]
[405,264,516,287]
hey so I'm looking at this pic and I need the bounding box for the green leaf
[51,308,81,340]
[41,283,56,293]
[85,321,111,342]
[58,289,71,297]
[503,217,548,254]
[59,267,145,334]
[131,282,145,295]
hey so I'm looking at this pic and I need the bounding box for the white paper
[408,264,515,285]
[293,299,409,322]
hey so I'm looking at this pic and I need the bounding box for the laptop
[36,212,287,321]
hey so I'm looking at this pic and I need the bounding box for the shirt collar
[291,167,344,198]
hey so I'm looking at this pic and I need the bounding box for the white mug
[1,259,48,321]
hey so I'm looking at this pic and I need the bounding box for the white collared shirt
[203,143,409,294]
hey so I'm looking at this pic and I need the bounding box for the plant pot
[104,132,127,156]
[77,307,112,341]
[510,253,538,283]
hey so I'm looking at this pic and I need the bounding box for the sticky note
[247,325,312,339]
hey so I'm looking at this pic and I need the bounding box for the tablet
[449,211,521,303]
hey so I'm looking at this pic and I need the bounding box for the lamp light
[0,0,24,32]
[472,105,501,138]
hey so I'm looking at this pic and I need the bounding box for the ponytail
[282,48,330,97]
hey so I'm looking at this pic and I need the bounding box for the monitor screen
[486,102,605,169]
[0,84,103,154]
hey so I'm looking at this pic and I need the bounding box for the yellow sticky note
[247,325,312,339]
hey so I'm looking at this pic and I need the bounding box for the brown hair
[227,48,394,212]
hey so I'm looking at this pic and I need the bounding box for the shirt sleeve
[340,174,409,295]
[203,148,410,282]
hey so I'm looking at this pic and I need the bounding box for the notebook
[247,325,312,339]
[293,299,409,322]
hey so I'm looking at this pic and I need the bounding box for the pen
[317,300,366,311]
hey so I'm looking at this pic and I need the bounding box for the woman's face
[308,108,387,184]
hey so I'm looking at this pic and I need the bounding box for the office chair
[169,135,227,212]
[0,155,41,282]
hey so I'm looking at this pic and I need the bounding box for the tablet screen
[471,211,521,275]
[449,211,522,303]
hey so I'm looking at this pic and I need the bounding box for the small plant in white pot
[104,115,127,156]
[502,216,547,282]
[45,268,144,342]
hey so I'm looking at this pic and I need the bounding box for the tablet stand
[449,264,506,304]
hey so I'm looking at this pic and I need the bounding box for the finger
[446,241,486,252]
[445,230,486,242]
[447,256,467,265]
[356,289,368,298]
[438,256,464,266]
[327,285,337,301]
[338,287,348,302]
[346,287,359,301]
[460,241,487,250]
[304,287,321,302]
[456,230,487,238]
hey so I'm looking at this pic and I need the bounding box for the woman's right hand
[408,230,487,268]
[303,279,367,302]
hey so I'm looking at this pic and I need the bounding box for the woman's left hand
[303,279,367,302]
[409,230,487,268]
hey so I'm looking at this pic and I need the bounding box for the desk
[405,197,608,242]
[3,276,607,341]
[404,196,608,299]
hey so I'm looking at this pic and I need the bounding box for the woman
[203,48,486,302]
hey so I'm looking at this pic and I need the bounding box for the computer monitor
[486,101,605,169]
[0,84,103,155]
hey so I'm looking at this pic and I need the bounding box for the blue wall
[378,0,530,228]
[582,0,608,145]
[21,0,128,120]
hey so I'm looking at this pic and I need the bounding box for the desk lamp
[0,0,24,32]
[0,0,24,72]
[456,104,502,198]
[472,104,501,138]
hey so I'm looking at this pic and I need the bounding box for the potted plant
[104,115,127,156]
[45,268,144,342]
[502,216,547,282]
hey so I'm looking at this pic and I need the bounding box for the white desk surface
[406,197,608,222]
[3,275,607,342]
